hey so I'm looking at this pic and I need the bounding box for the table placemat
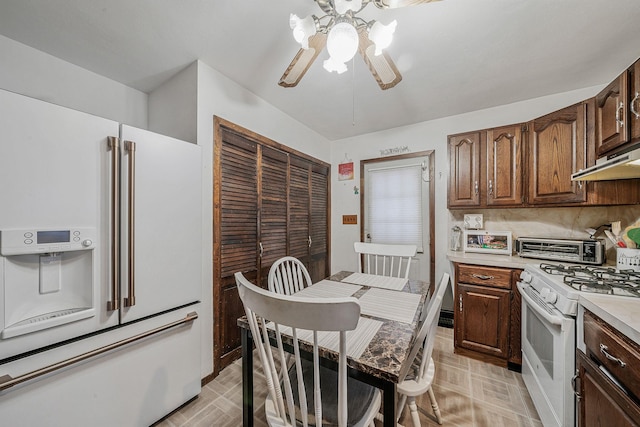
[358,288,422,324]
[268,317,383,359]
[341,272,407,291]
[294,280,362,298]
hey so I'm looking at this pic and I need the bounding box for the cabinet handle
[600,343,626,367]
[459,294,463,312]
[577,180,583,190]
[616,101,624,128]
[259,242,264,258]
[474,181,479,195]
[308,235,312,248]
[631,92,640,119]
[471,274,494,280]
[488,180,493,196]
[571,371,581,400]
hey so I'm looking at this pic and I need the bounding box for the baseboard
[438,310,454,328]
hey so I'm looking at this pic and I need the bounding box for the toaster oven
[515,237,605,265]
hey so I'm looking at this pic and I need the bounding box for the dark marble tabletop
[238,271,431,384]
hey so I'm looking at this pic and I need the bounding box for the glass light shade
[290,14,316,49]
[368,20,397,56]
[323,57,348,74]
[326,22,359,64]
[334,0,363,14]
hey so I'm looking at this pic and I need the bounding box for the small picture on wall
[338,161,354,181]
[463,230,512,255]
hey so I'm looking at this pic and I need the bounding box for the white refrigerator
[0,89,203,426]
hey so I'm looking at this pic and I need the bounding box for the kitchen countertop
[579,293,640,345]
[446,250,542,269]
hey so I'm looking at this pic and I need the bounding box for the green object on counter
[627,228,640,245]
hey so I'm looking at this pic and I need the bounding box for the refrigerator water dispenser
[0,228,97,339]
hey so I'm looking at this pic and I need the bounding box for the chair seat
[265,358,381,427]
[397,357,435,397]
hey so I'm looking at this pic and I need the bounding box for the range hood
[571,146,640,181]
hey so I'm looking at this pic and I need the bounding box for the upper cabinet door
[630,60,640,142]
[528,103,587,205]
[486,125,523,206]
[448,132,483,208]
[595,71,629,156]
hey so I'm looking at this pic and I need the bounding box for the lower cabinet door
[577,350,640,427]
[455,283,510,359]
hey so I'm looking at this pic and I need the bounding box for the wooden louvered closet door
[289,156,311,267]
[258,146,289,287]
[214,126,258,373]
[213,117,331,376]
[310,163,329,282]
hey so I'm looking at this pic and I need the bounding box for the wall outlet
[343,215,358,225]
[463,214,483,229]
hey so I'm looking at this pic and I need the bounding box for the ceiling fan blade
[372,0,441,8]
[357,29,402,90]
[278,33,327,88]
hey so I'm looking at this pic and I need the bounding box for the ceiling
[1,0,640,141]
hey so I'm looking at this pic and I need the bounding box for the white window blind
[366,164,423,251]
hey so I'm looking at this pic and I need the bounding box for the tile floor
[155,326,542,427]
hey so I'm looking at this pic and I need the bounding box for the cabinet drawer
[584,310,640,399]
[457,264,512,289]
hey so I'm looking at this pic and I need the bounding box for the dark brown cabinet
[213,118,330,375]
[527,102,587,205]
[595,71,629,156]
[448,131,482,208]
[454,263,522,368]
[486,125,524,207]
[448,126,524,209]
[576,311,640,426]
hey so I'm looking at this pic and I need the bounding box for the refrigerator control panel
[0,228,96,256]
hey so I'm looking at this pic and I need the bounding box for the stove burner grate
[540,263,640,297]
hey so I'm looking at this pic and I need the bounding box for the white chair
[235,272,381,427]
[396,273,450,426]
[268,256,312,295]
[354,242,417,279]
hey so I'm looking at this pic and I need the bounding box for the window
[366,163,424,252]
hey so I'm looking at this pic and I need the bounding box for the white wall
[0,35,147,127]
[148,63,198,144]
[329,85,605,310]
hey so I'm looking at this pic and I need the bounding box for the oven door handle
[517,282,565,326]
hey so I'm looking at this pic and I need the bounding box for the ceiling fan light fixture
[323,56,348,74]
[326,21,359,66]
[290,14,317,49]
[368,20,397,56]
[334,0,363,14]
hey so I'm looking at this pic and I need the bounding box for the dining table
[238,270,431,427]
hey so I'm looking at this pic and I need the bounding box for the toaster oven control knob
[82,239,93,248]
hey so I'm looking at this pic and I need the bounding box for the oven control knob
[544,291,558,304]
[520,271,532,283]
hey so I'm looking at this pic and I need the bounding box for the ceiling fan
[278,0,440,90]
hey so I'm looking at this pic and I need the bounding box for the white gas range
[517,262,640,427]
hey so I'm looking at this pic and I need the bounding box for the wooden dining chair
[268,256,313,295]
[235,272,381,427]
[396,273,450,426]
[354,242,417,279]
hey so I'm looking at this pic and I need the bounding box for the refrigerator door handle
[124,140,136,308]
[107,137,120,311]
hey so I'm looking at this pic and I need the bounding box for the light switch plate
[463,214,483,229]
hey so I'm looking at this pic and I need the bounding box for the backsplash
[449,206,640,259]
